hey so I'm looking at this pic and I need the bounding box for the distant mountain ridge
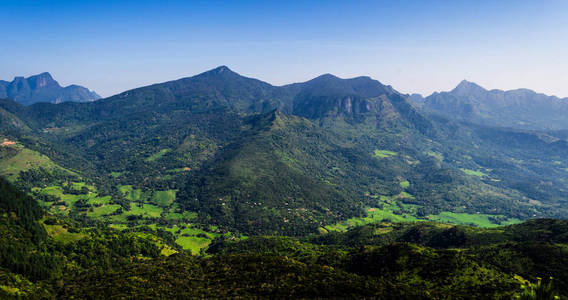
[416,80,568,130]
[0,72,100,105]
[20,66,409,124]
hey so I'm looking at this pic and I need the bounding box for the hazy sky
[1,0,567,98]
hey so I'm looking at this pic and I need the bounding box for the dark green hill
[307,219,568,248]
[289,74,432,134]
[0,106,30,134]
[179,110,394,235]
[2,66,291,129]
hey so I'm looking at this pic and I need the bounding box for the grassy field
[43,224,86,243]
[86,204,122,218]
[118,185,146,201]
[325,206,520,232]
[164,211,184,221]
[124,203,163,218]
[6,153,231,255]
[39,186,85,206]
[324,207,419,232]
[86,195,112,205]
[109,223,129,230]
[175,236,212,254]
[70,182,93,191]
[460,168,487,177]
[427,212,521,227]
[111,223,228,255]
[325,195,421,232]
[164,210,196,221]
[324,190,520,232]
[152,190,176,207]
[173,226,235,254]
[145,149,171,162]
[0,147,64,180]
[373,149,398,158]
[34,183,115,217]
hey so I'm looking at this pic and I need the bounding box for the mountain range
[1,66,568,298]
[0,72,100,105]
[412,80,568,131]
[1,66,566,238]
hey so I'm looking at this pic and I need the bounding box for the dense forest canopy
[0,175,567,298]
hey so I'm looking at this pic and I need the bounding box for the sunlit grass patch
[427,212,521,227]
[373,149,398,158]
[145,149,171,162]
[124,203,163,218]
[86,195,112,205]
[43,224,86,243]
[175,236,211,254]
[152,190,176,207]
[118,185,146,201]
[460,168,487,177]
[86,204,121,218]
[0,148,63,180]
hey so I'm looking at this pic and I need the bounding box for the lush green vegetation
[1,176,567,298]
[1,67,568,297]
[2,67,568,238]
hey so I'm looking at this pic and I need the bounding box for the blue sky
[1,0,567,98]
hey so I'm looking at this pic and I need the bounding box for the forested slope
[0,177,566,298]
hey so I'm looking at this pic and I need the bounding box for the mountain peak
[312,73,341,81]
[27,72,59,89]
[207,65,235,75]
[451,80,486,95]
[34,72,54,79]
[193,66,243,80]
[213,65,231,72]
